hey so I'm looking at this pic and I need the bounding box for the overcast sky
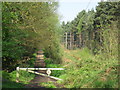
[58,0,103,23]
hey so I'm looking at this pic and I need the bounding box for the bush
[2,71,24,88]
[10,70,35,84]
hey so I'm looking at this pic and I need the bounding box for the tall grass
[2,71,24,88]
[58,47,118,88]
[2,57,36,88]
[2,70,35,88]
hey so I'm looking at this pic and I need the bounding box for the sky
[57,0,103,23]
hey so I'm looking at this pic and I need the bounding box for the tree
[2,2,62,71]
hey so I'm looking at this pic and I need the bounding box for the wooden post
[65,32,67,49]
[70,32,72,50]
[79,34,82,48]
[16,67,19,82]
[71,32,74,49]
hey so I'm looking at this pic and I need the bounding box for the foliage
[10,70,35,84]
[2,71,24,88]
[2,2,62,71]
[61,2,119,57]
[18,57,36,68]
[39,81,57,88]
[45,58,65,77]
[59,48,118,88]
[2,70,35,85]
[61,4,119,88]
[2,1,119,89]
[2,80,24,88]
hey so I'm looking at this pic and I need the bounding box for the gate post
[65,32,68,49]
[16,67,19,82]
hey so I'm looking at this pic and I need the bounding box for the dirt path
[24,50,64,88]
[25,74,57,88]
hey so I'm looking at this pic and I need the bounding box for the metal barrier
[16,67,64,82]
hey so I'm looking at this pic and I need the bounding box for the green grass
[2,71,24,88]
[58,47,118,88]
[45,58,65,77]
[9,70,35,84]
[2,70,35,88]
[2,48,118,88]
[2,66,35,88]
[2,80,24,88]
[39,81,57,88]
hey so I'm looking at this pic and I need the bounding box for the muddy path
[24,50,60,88]
[25,74,57,88]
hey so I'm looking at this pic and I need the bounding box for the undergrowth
[45,58,65,77]
[2,69,35,88]
[2,71,24,88]
[39,81,57,88]
[58,47,118,88]
[2,57,36,88]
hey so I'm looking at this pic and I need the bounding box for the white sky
[58,0,104,23]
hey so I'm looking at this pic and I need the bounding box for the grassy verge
[2,57,36,88]
[57,47,118,88]
[2,71,24,88]
[2,70,35,88]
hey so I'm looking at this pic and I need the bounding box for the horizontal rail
[19,67,64,70]
[28,70,62,81]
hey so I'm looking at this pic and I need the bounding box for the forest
[1,1,120,89]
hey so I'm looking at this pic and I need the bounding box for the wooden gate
[16,49,64,82]
[16,67,64,82]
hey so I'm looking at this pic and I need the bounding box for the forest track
[25,75,57,88]
[24,50,60,88]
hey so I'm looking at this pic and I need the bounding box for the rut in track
[25,50,59,88]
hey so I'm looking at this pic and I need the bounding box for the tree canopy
[61,1,119,59]
[2,2,62,71]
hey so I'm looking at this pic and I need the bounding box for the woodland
[1,1,120,88]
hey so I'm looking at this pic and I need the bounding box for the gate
[16,67,64,82]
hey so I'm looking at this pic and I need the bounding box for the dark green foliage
[44,40,62,64]
[10,70,35,84]
[2,80,24,88]
[2,70,35,88]
[2,71,25,88]
[2,2,29,71]
[2,2,62,71]
[61,2,119,57]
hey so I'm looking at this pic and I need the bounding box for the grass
[2,48,118,88]
[57,47,118,88]
[10,70,35,84]
[39,81,57,88]
[2,71,24,88]
[45,58,65,77]
[2,57,36,88]
[2,70,35,88]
